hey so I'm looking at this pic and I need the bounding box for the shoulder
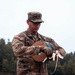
[13,31,27,40]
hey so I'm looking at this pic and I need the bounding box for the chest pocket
[24,32,42,46]
[25,38,34,46]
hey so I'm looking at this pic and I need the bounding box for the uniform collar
[26,29,38,37]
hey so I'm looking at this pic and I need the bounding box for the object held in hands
[32,41,55,62]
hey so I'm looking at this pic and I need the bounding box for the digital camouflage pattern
[28,11,44,23]
[12,29,66,75]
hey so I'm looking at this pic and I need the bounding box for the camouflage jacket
[12,29,66,75]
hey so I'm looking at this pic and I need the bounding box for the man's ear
[26,20,29,24]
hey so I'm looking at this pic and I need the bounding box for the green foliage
[0,38,17,73]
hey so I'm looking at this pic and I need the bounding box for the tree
[0,38,6,71]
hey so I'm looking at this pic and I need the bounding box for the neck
[28,28,38,35]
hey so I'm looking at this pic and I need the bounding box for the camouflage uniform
[12,11,66,75]
[12,29,66,75]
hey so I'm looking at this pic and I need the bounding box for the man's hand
[33,46,41,54]
[58,49,66,57]
[41,47,53,57]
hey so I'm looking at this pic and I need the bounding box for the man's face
[27,20,41,34]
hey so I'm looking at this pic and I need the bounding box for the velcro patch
[15,35,20,39]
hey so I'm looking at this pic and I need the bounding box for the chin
[33,31,38,34]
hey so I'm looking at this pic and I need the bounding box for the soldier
[12,11,66,75]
